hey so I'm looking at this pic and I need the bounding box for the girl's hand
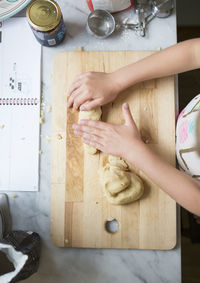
[72,103,144,162]
[67,72,121,111]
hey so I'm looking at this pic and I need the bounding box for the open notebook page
[0,17,41,191]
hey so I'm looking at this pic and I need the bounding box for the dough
[99,163,131,195]
[79,107,102,121]
[100,155,144,205]
[103,173,144,205]
[79,107,102,154]
[78,107,144,205]
[108,155,128,170]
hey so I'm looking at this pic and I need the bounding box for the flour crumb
[57,134,63,140]
[40,116,45,124]
[46,105,52,113]
[46,136,51,143]
[106,217,114,221]
[75,46,84,51]
[0,124,5,129]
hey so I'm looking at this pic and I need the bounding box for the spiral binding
[0,98,38,106]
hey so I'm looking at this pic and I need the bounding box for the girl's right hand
[67,72,121,111]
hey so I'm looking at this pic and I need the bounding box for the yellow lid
[26,0,61,32]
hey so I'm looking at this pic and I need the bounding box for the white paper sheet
[0,17,41,191]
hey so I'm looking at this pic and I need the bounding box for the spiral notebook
[0,18,41,191]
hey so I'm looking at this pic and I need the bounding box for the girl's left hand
[72,103,144,162]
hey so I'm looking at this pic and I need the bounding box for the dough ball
[99,164,131,195]
[108,155,128,170]
[79,107,102,155]
[103,173,144,205]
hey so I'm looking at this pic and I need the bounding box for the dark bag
[0,230,41,283]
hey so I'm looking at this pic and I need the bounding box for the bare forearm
[128,142,200,216]
[114,39,200,91]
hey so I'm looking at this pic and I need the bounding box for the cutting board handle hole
[105,219,119,233]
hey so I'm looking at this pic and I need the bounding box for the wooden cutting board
[51,51,176,249]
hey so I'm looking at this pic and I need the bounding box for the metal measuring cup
[86,9,115,39]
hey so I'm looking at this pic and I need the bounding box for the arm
[114,38,200,89]
[73,103,200,216]
[131,141,200,217]
[68,38,200,110]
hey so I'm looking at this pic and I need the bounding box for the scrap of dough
[103,173,144,205]
[99,163,131,195]
[79,107,102,154]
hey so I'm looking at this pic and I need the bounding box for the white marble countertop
[8,1,181,282]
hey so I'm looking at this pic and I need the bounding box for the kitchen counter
[9,1,181,282]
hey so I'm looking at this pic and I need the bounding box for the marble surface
[7,1,181,282]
